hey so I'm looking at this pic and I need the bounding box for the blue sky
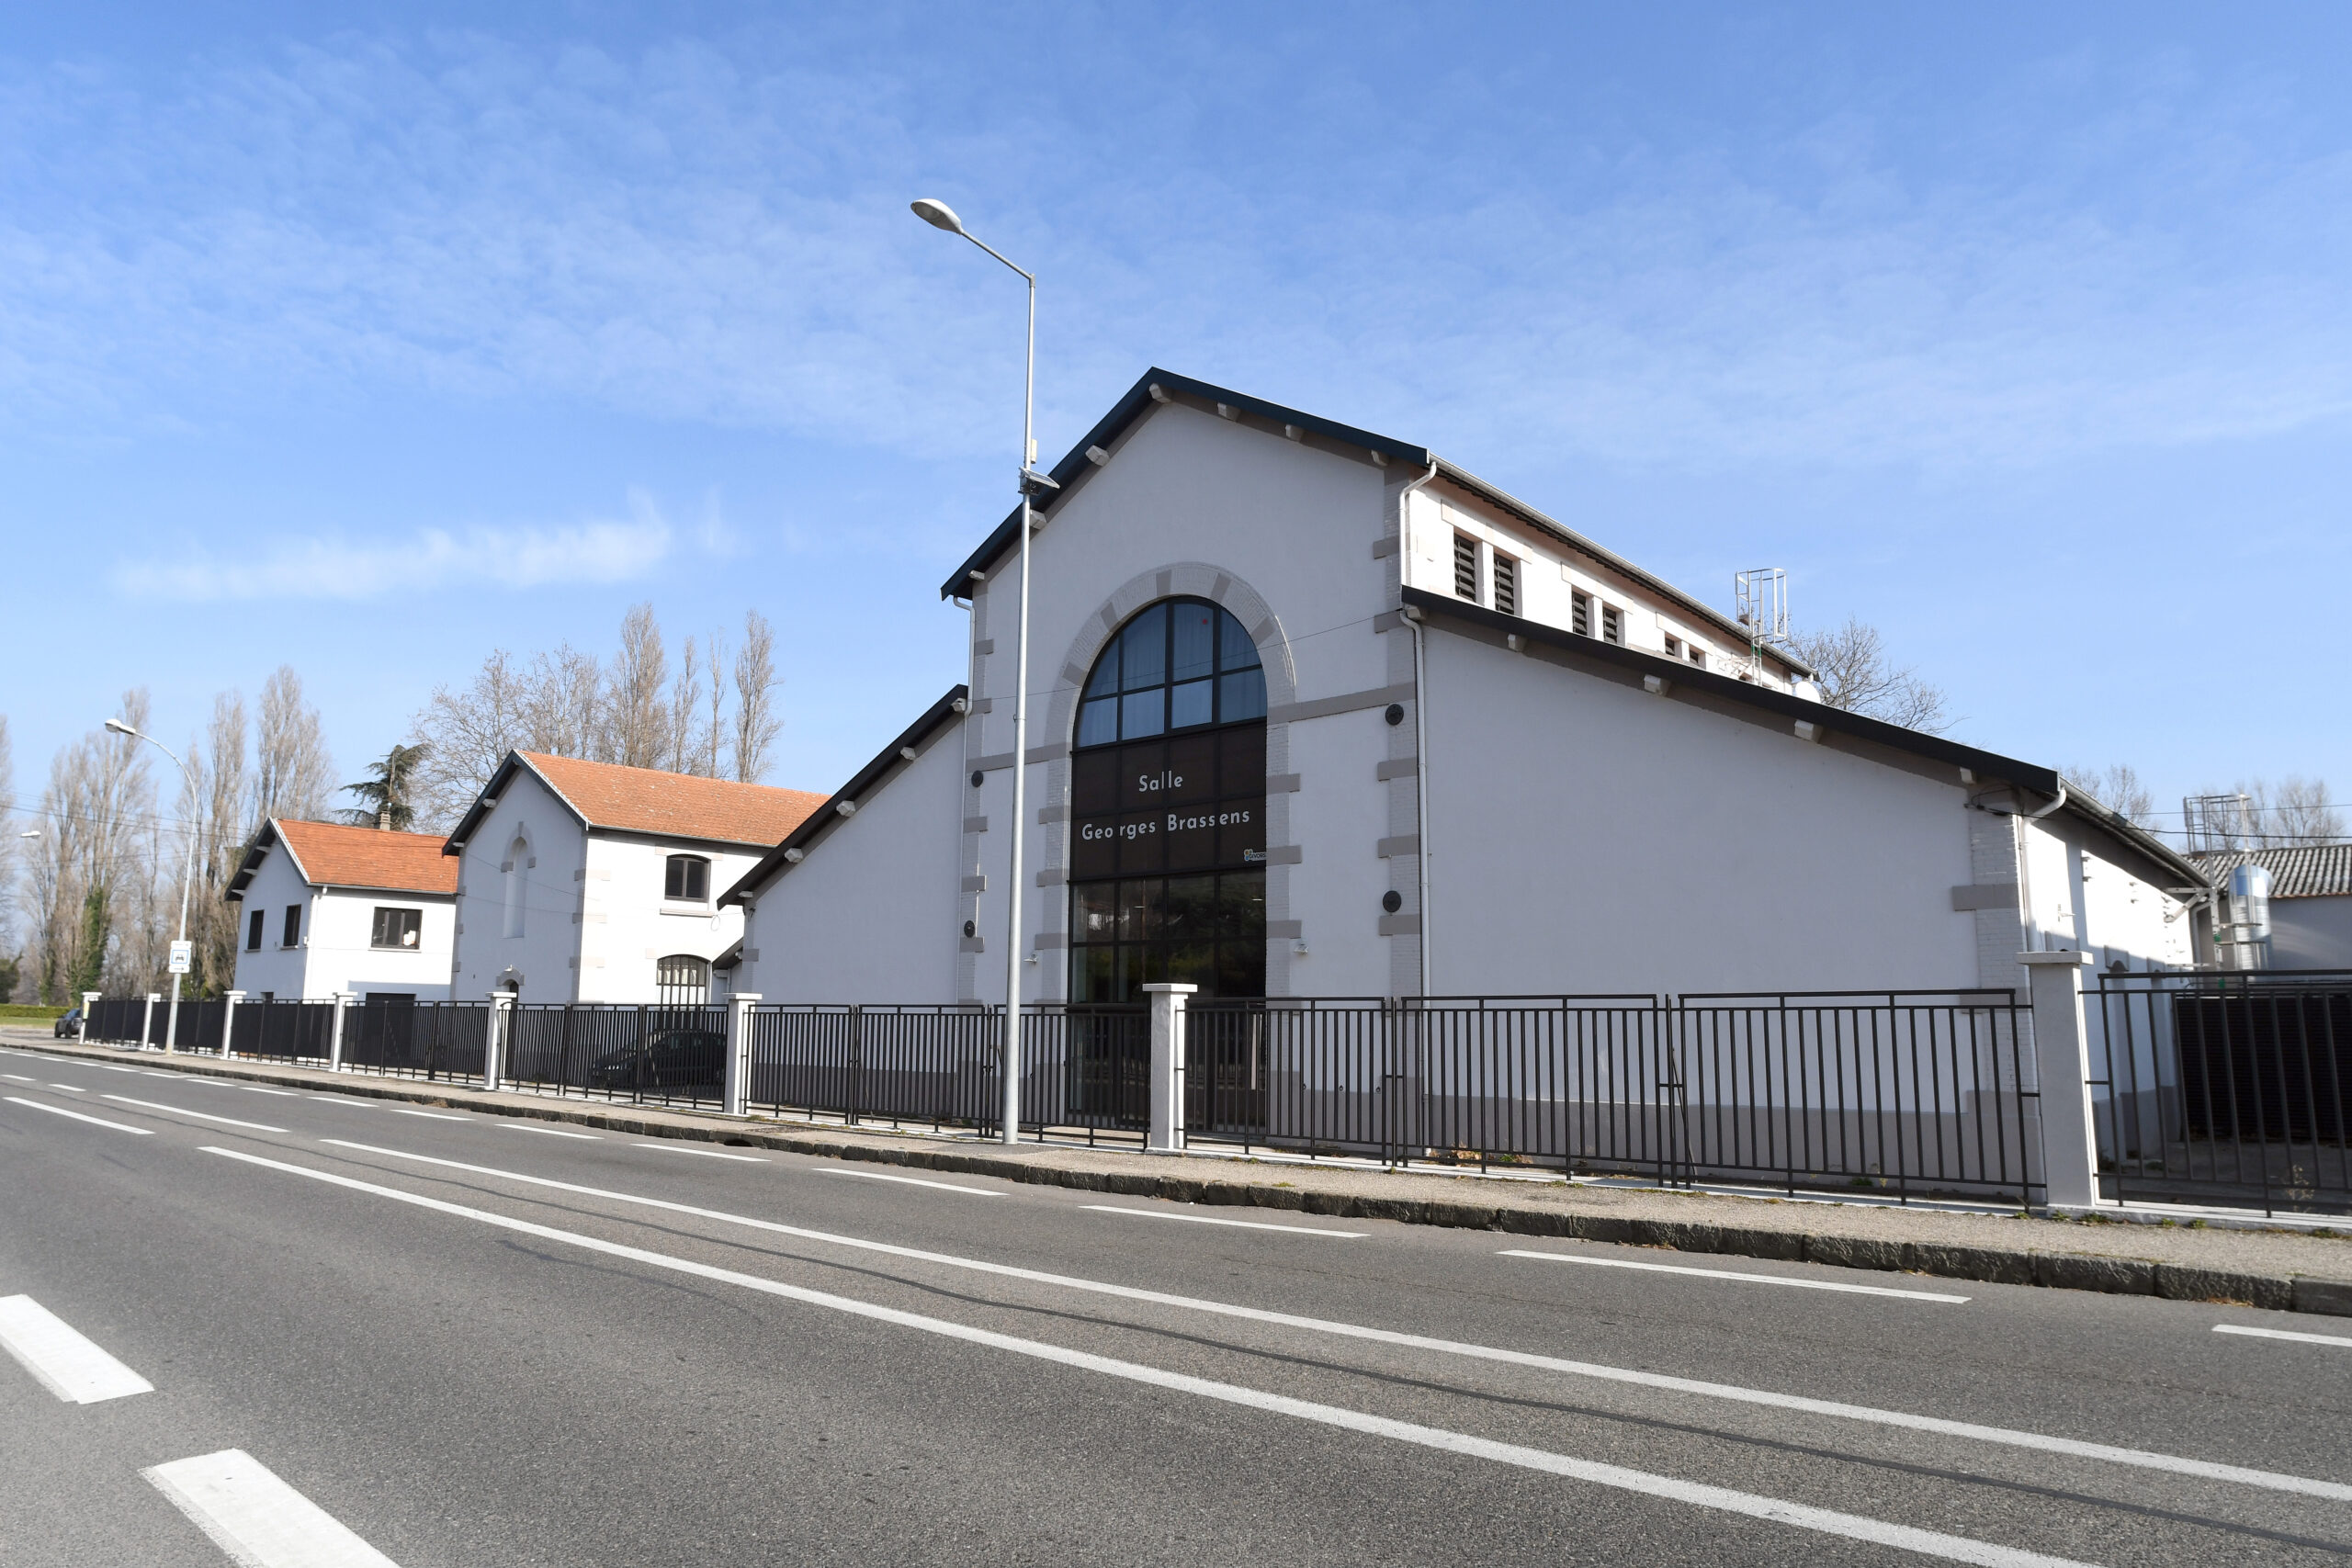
[6,2,2348,836]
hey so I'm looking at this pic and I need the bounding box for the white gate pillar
[141,993,159,1051]
[220,991,244,1059]
[328,992,356,1072]
[486,993,513,1092]
[1143,984,1195,1154]
[80,991,100,1044]
[724,993,763,1118]
[2019,950,2101,1211]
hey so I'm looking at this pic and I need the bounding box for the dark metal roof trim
[937,367,1428,599]
[223,819,284,901]
[720,685,971,906]
[1402,585,2207,891]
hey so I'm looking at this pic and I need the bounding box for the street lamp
[106,717,198,1055]
[911,196,1056,1147]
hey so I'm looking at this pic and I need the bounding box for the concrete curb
[25,1038,2351,1318]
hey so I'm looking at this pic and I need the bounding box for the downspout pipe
[2024,781,2067,821]
[1397,457,1440,998]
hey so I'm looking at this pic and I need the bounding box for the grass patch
[0,1004,70,1023]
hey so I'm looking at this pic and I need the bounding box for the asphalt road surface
[3,1041,2347,1567]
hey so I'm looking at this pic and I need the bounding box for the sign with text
[1069,725,1265,882]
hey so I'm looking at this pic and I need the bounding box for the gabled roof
[443,752,828,853]
[227,818,458,900]
[1401,584,2209,893]
[937,367,1805,675]
[2188,844,2352,899]
[721,686,969,907]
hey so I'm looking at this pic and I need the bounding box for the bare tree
[704,626,729,781]
[189,693,250,995]
[1787,616,1951,734]
[22,698,160,1002]
[666,635,702,775]
[409,649,531,831]
[2257,776,2345,845]
[525,645,608,761]
[254,667,334,824]
[2062,763,2156,829]
[605,604,670,770]
[732,609,782,784]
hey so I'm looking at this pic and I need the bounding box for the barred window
[1571,590,1590,637]
[1492,553,1517,615]
[655,953,710,1005]
[1601,604,1623,646]
[1453,532,1479,601]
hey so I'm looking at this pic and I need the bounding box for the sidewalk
[13,1030,2351,1317]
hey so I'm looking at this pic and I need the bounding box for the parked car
[585,1028,724,1092]
[53,1008,82,1038]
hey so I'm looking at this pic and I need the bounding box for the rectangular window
[246,910,265,952]
[1571,590,1590,637]
[665,855,710,901]
[281,905,302,948]
[1663,635,1681,658]
[370,907,424,951]
[1453,531,1479,602]
[1601,604,1623,646]
[1492,553,1518,615]
[1688,647,1706,669]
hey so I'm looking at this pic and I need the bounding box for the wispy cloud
[116,492,673,601]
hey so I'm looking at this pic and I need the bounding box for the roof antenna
[1734,568,1789,682]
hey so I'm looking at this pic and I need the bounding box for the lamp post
[910,196,1053,1147]
[105,717,198,1054]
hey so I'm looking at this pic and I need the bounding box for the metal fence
[2091,969,2352,1215]
[229,999,337,1064]
[503,1003,730,1106]
[342,1000,492,1083]
[737,990,2039,1203]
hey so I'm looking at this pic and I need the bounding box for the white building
[2189,846,2352,970]
[226,819,458,1001]
[443,751,825,1005]
[724,368,2206,1007]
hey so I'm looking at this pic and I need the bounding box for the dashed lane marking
[146,1449,401,1567]
[1500,1249,1971,1303]
[0,1295,153,1403]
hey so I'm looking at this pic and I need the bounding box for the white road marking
[102,1095,287,1134]
[94,1064,142,1073]
[1500,1250,1972,1303]
[634,1142,765,1162]
[0,1295,153,1403]
[307,1097,373,1109]
[311,1139,2348,1504]
[146,1449,400,1568]
[208,1146,2090,1568]
[382,1107,468,1121]
[1084,1204,1363,1237]
[4,1096,155,1134]
[500,1123,599,1140]
[0,1073,31,1082]
[815,1167,1001,1196]
[230,1084,301,1097]
[47,1083,87,1092]
[2214,1323,2352,1348]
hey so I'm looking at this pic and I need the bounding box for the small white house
[225,819,458,1001]
[2189,845,2352,970]
[443,751,825,1005]
[721,367,2208,1007]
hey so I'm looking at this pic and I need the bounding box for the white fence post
[79,991,99,1044]
[141,993,159,1051]
[1143,983,1195,1154]
[328,992,355,1073]
[220,991,244,1059]
[2019,950,2101,1211]
[725,993,762,1118]
[486,993,512,1092]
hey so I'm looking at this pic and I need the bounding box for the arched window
[1068,598,1268,1003]
[502,833,528,938]
[655,954,710,1006]
[1076,599,1264,748]
[664,854,709,902]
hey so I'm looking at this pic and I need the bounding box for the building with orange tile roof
[225,818,458,1000]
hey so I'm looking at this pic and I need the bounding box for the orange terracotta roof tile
[519,753,827,847]
[275,819,459,896]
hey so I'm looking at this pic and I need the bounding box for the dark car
[53,1008,82,1038]
[585,1028,724,1092]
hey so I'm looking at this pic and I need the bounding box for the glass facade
[1069,598,1269,1003]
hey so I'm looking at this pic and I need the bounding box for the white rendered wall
[577,832,763,1003]
[2272,897,2352,969]
[448,771,589,1002]
[1419,630,1981,997]
[738,717,965,1004]
[228,852,452,999]
[2032,813,2195,974]
[229,850,318,998]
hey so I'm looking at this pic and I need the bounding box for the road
[2,1039,2346,1567]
